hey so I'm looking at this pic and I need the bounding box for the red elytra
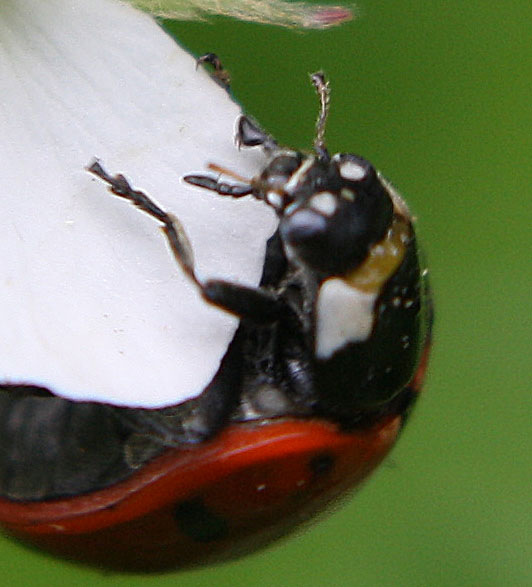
[0,415,400,572]
[0,328,432,573]
[0,320,432,573]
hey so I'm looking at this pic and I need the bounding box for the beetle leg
[202,280,290,324]
[235,116,278,153]
[88,160,289,323]
[196,53,231,89]
[87,160,197,281]
[183,174,253,197]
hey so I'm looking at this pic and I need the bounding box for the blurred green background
[1,1,530,585]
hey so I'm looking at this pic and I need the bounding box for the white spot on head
[284,209,328,242]
[339,160,367,182]
[266,190,283,209]
[309,191,337,217]
[316,278,377,359]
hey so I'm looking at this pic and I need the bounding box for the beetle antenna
[310,72,330,161]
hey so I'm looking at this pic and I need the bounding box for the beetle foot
[196,53,231,89]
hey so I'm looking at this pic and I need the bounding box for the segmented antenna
[310,72,331,160]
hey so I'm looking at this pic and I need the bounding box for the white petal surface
[0,0,277,407]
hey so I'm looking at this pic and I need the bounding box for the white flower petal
[0,0,277,407]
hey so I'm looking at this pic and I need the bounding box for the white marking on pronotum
[309,191,337,216]
[339,160,367,181]
[315,278,377,359]
[284,157,315,194]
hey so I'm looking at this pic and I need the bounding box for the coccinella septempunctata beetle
[0,72,432,572]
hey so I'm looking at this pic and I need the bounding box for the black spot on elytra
[174,498,229,543]
[309,453,335,477]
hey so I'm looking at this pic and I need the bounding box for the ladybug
[0,72,432,572]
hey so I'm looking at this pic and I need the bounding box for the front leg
[235,116,278,154]
[87,161,288,324]
[202,280,290,324]
[183,174,253,197]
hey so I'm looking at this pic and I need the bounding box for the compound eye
[260,153,303,192]
[265,154,303,177]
